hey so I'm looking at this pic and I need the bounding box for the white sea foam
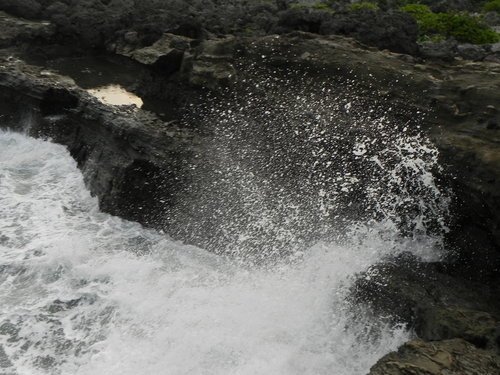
[0,128,446,374]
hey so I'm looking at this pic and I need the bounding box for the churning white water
[0,128,445,374]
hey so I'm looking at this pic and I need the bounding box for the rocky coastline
[0,2,499,373]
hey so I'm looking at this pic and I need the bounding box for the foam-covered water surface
[0,128,446,374]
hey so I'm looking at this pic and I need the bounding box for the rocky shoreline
[0,6,499,374]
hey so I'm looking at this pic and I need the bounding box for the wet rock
[417,307,500,349]
[353,253,500,347]
[369,339,500,375]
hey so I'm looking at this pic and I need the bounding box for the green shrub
[436,13,499,43]
[483,0,500,12]
[349,1,380,11]
[401,4,500,44]
[311,2,332,10]
[400,3,431,14]
[400,4,440,35]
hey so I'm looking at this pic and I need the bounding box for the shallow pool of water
[87,84,143,107]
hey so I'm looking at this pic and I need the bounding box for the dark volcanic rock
[353,254,500,349]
